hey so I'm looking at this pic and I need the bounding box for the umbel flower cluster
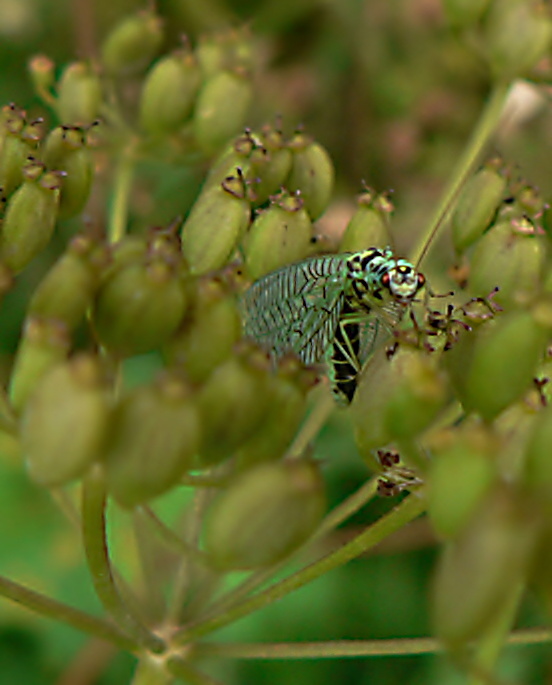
[0,2,552,682]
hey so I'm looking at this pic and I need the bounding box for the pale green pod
[286,134,334,220]
[22,355,110,487]
[180,173,251,275]
[203,459,325,570]
[193,69,253,156]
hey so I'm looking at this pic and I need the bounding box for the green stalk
[171,490,427,646]
[109,142,136,244]
[411,80,513,266]
[0,573,138,652]
[81,466,166,654]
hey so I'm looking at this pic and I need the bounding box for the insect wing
[240,255,349,364]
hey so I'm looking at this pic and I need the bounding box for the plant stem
[130,655,174,685]
[192,624,552,660]
[0,573,138,652]
[411,80,513,266]
[81,465,166,654]
[109,142,136,244]
[171,490,427,646]
[166,657,225,685]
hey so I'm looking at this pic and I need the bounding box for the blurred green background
[0,0,551,682]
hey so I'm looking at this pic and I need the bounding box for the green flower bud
[448,309,549,422]
[484,0,552,80]
[9,318,70,413]
[442,0,491,27]
[105,374,200,507]
[180,173,251,275]
[100,10,163,77]
[243,191,312,280]
[28,234,107,329]
[28,55,55,95]
[249,126,293,206]
[196,344,272,466]
[0,160,60,273]
[352,347,449,455]
[0,104,41,195]
[451,159,507,253]
[432,486,539,648]
[427,423,497,539]
[286,133,334,220]
[56,62,102,126]
[339,188,394,253]
[93,248,188,357]
[236,360,314,468]
[139,48,201,135]
[469,218,547,308]
[41,126,93,219]
[203,459,325,570]
[163,275,242,383]
[22,355,110,487]
[193,69,253,156]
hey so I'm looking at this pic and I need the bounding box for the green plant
[0,1,551,684]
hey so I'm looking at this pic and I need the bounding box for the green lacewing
[239,247,426,404]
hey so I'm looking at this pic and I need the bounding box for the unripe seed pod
[101,234,148,284]
[383,349,449,441]
[28,55,55,95]
[203,459,325,570]
[41,126,93,219]
[163,276,242,384]
[249,126,293,206]
[22,355,110,487]
[9,318,70,413]
[56,62,102,126]
[450,309,549,422]
[352,347,448,455]
[193,69,253,156]
[204,130,256,191]
[451,159,507,253]
[339,188,393,253]
[139,48,201,135]
[522,404,552,512]
[286,133,334,220]
[180,173,251,275]
[442,0,491,27]
[427,423,497,539]
[0,161,60,273]
[484,0,552,80]
[28,234,106,329]
[243,191,312,280]
[432,486,539,648]
[196,28,255,78]
[469,219,547,308]
[0,105,41,195]
[236,360,313,468]
[93,251,188,357]
[196,344,272,466]
[100,10,163,77]
[105,374,200,507]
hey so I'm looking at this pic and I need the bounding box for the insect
[239,247,426,404]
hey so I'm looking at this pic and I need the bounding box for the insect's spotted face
[382,263,425,304]
[346,248,425,307]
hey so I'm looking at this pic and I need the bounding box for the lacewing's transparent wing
[240,247,424,404]
[239,254,351,365]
